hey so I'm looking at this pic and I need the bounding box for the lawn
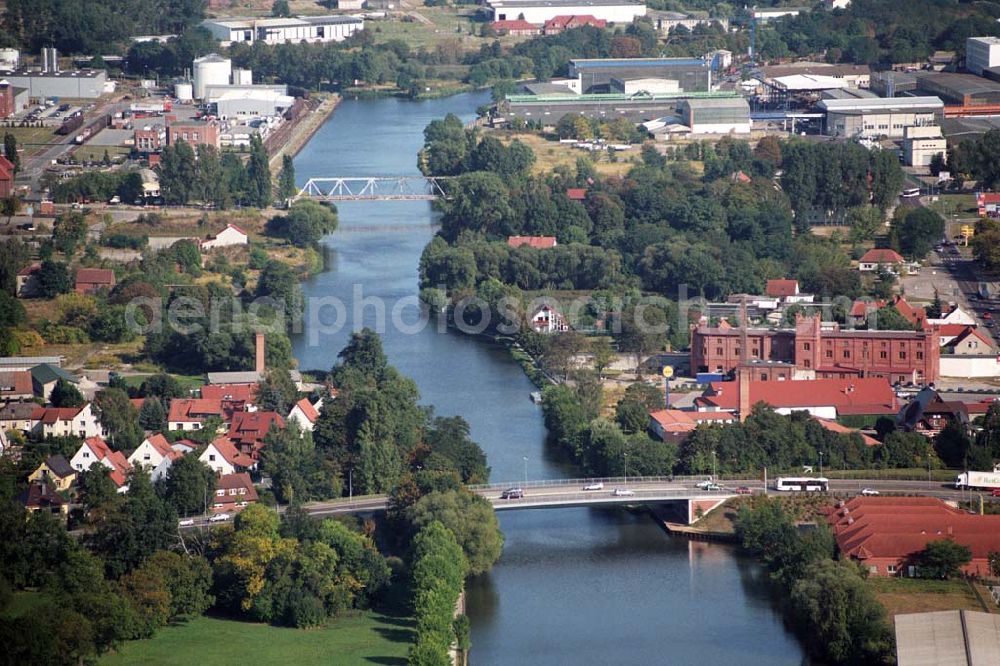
[869,577,986,618]
[499,132,638,177]
[101,612,414,666]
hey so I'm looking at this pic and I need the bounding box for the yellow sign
[961,225,975,237]
[661,365,674,379]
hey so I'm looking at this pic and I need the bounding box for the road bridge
[179,475,987,529]
[295,176,452,202]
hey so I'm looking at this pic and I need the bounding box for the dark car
[500,488,524,499]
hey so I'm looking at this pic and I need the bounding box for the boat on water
[529,391,542,404]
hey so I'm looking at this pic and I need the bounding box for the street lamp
[348,467,353,503]
[712,450,717,481]
[818,451,824,478]
[522,456,528,488]
[624,451,628,486]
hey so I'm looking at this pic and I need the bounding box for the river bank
[268,94,342,174]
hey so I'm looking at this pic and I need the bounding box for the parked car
[500,488,524,500]
[735,486,752,495]
[612,488,635,497]
[861,488,879,496]
[209,513,231,523]
[178,518,195,526]
[991,489,1000,497]
[583,482,604,491]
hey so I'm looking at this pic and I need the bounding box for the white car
[612,488,635,497]
[178,518,195,527]
[209,513,231,523]
[860,488,879,496]
[583,482,604,491]
[695,480,714,490]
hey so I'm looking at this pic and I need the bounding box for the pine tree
[247,135,272,209]
[277,154,296,203]
[3,133,19,173]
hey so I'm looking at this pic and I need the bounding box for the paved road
[176,475,996,529]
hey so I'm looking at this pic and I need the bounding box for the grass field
[869,577,986,618]
[101,612,414,666]
[500,133,638,177]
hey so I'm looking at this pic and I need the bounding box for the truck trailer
[955,467,1000,490]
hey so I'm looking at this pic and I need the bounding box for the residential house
[824,496,1000,577]
[128,433,183,475]
[28,454,77,492]
[18,482,67,518]
[201,383,258,404]
[227,411,284,458]
[858,248,906,272]
[897,387,994,438]
[529,304,570,333]
[69,436,132,491]
[200,223,248,251]
[813,417,880,447]
[943,327,993,355]
[287,397,322,432]
[0,370,33,402]
[211,472,259,513]
[15,264,41,298]
[890,296,927,330]
[566,188,587,201]
[0,155,13,198]
[74,268,116,295]
[36,403,105,439]
[926,304,976,327]
[205,371,263,385]
[199,435,255,475]
[167,398,227,431]
[935,323,975,348]
[489,19,540,36]
[694,374,898,421]
[30,363,80,401]
[765,279,814,305]
[648,408,736,442]
[507,235,558,249]
[0,401,41,433]
[543,15,607,34]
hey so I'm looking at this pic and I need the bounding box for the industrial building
[870,71,917,97]
[902,125,946,167]
[610,77,679,94]
[204,83,287,99]
[679,96,750,135]
[760,63,871,89]
[914,71,1000,107]
[166,121,221,149]
[212,89,295,119]
[487,0,646,25]
[201,15,364,45]
[0,80,28,117]
[966,36,1000,76]
[568,57,710,93]
[0,69,106,99]
[817,96,944,139]
[193,53,231,100]
[502,91,735,122]
[752,7,805,23]
[648,10,728,34]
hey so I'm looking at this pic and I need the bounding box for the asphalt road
[176,476,995,529]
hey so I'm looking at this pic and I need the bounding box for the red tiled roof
[39,405,85,424]
[696,377,897,415]
[0,371,33,395]
[84,435,113,459]
[649,409,697,433]
[0,156,14,180]
[216,472,259,501]
[849,299,885,318]
[225,223,248,236]
[544,14,607,29]
[106,450,132,488]
[892,296,926,327]
[208,436,255,468]
[74,268,115,285]
[765,279,799,298]
[490,19,537,31]
[507,235,557,249]
[935,323,973,338]
[227,411,284,449]
[565,188,587,200]
[144,433,173,457]
[292,397,319,424]
[167,398,224,423]
[813,417,880,447]
[16,263,40,277]
[201,383,258,403]
[859,248,905,264]
[130,398,146,411]
[949,327,993,349]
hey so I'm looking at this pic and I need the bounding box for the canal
[291,93,806,664]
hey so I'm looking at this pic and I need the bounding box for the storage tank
[0,48,18,70]
[174,81,193,102]
[232,68,253,85]
[192,53,231,100]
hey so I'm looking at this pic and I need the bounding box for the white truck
[955,466,1000,490]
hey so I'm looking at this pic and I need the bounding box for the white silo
[0,49,18,70]
[174,81,193,101]
[192,53,231,100]
[232,68,253,85]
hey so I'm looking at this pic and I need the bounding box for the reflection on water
[293,94,806,665]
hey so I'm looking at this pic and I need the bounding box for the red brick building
[690,313,939,384]
[489,19,540,36]
[133,125,166,152]
[0,81,15,119]
[825,496,1000,577]
[0,155,14,198]
[508,235,557,249]
[166,120,220,149]
[74,268,115,295]
[543,15,607,34]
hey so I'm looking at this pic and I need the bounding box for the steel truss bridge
[296,176,452,202]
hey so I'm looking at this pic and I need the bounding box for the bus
[901,187,921,198]
[775,477,829,492]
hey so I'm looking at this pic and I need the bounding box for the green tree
[271,0,291,16]
[162,454,216,516]
[94,388,143,451]
[159,140,197,205]
[139,373,185,400]
[246,135,272,209]
[255,368,298,414]
[404,490,503,576]
[277,154,296,201]
[892,207,946,260]
[3,132,19,173]
[141,551,214,619]
[259,424,339,504]
[267,199,338,248]
[917,539,972,579]
[37,260,72,297]
[77,464,120,513]
[49,378,85,408]
[138,396,167,432]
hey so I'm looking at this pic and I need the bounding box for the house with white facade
[128,433,183,481]
[287,397,322,432]
[70,436,132,491]
[199,436,255,475]
[200,223,249,251]
[201,16,363,45]
[927,305,977,327]
[529,304,570,333]
[36,403,105,439]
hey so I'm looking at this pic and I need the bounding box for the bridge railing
[468,475,735,492]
